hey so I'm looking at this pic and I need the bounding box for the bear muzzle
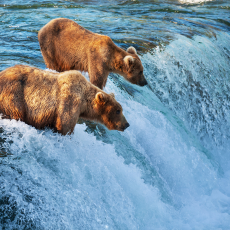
[139,76,148,86]
[124,122,130,129]
[118,122,130,131]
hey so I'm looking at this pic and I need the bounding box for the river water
[0,0,230,229]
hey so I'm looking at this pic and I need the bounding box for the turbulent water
[0,0,230,229]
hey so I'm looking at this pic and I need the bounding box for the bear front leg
[88,61,109,89]
[55,95,81,135]
[56,111,80,135]
[90,75,104,89]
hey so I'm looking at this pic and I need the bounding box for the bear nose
[124,122,130,130]
[139,77,148,86]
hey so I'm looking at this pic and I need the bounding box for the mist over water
[0,0,230,229]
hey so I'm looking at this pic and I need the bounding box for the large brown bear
[0,65,129,135]
[38,18,147,89]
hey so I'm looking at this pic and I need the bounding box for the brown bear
[0,65,129,135]
[38,18,148,89]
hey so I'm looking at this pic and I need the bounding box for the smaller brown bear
[38,18,148,89]
[0,65,129,135]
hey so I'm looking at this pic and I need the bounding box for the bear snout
[118,122,130,131]
[139,77,148,86]
[124,122,130,129]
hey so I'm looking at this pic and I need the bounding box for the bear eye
[139,71,143,75]
[116,110,121,115]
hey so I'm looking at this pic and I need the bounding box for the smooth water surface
[0,0,230,229]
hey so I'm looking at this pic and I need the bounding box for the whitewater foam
[178,0,213,3]
[142,31,230,148]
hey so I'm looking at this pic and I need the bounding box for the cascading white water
[143,32,230,147]
[178,0,213,3]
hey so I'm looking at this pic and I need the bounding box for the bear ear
[96,92,106,104]
[110,93,115,98]
[127,46,137,55]
[124,55,134,70]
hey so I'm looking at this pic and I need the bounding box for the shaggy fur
[0,65,129,135]
[38,18,148,89]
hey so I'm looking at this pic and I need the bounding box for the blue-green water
[0,1,230,229]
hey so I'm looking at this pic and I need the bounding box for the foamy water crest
[178,0,213,3]
[143,31,230,148]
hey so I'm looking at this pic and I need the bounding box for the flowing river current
[0,0,230,229]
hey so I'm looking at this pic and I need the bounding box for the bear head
[123,46,148,87]
[93,92,129,131]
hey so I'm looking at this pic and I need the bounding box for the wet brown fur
[0,65,129,135]
[38,18,147,89]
